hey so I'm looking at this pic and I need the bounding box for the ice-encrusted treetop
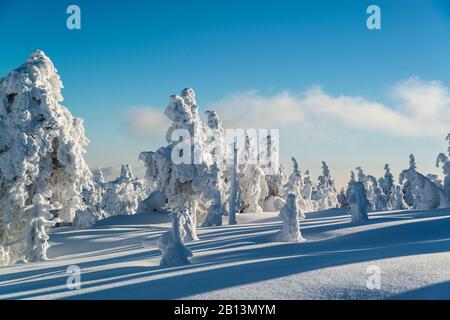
[2,50,63,104]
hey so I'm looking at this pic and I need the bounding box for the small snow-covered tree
[356,167,378,211]
[238,133,269,213]
[263,139,286,198]
[365,175,388,211]
[273,194,304,242]
[337,187,348,209]
[240,163,268,212]
[73,169,106,228]
[347,171,370,223]
[284,157,312,212]
[301,170,313,200]
[379,164,394,207]
[0,51,91,264]
[101,165,146,217]
[390,185,407,210]
[158,211,193,267]
[313,161,338,210]
[436,133,450,207]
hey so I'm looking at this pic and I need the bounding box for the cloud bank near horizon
[123,77,450,141]
[213,77,450,138]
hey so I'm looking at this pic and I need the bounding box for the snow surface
[0,208,449,300]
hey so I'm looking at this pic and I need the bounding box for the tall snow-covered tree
[273,194,305,242]
[0,50,91,264]
[140,89,229,239]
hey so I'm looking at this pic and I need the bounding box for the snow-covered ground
[0,208,449,300]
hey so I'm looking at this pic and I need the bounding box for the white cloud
[212,77,450,137]
[122,106,170,140]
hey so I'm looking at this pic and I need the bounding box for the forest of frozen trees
[1,51,450,267]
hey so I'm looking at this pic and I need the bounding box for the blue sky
[0,0,449,187]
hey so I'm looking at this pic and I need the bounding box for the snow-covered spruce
[100,164,146,217]
[366,175,388,211]
[273,193,305,242]
[73,169,106,228]
[337,187,348,209]
[379,164,394,208]
[283,157,311,212]
[347,171,370,224]
[239,162,268,213]
[158,211,193,267]
[301,169,318,211]
[238,134,268,213]
[0,51,91,264]
[436,133,450,207]
[400,154,446,209]
[313,161,338,210]
[261,134,285,199]
[390,185,407,210]
[140,89,229,237]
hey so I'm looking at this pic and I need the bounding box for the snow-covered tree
[436,133,450,206]
[158,211,193,267]
[390,185,407,210]
[240,163,268,212]
[364,175,388,211]
[379,164,394,206]
[24,195,61,262]
[347,171,370,224]
[238,133,269,213]
[140,89,230,239]
[260,135,286,197]
[273,194,304,242]
[337,187,348,209]
[201,164,225,226]
[300,170,318,211]
[400,154,447,209]
[313,161,338,210]
[228,142,240,225]
[0,51,91,264]
[101,164,146,217]
[355,167,376,211]
[73,169,106,228]
[284,157,312,212]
